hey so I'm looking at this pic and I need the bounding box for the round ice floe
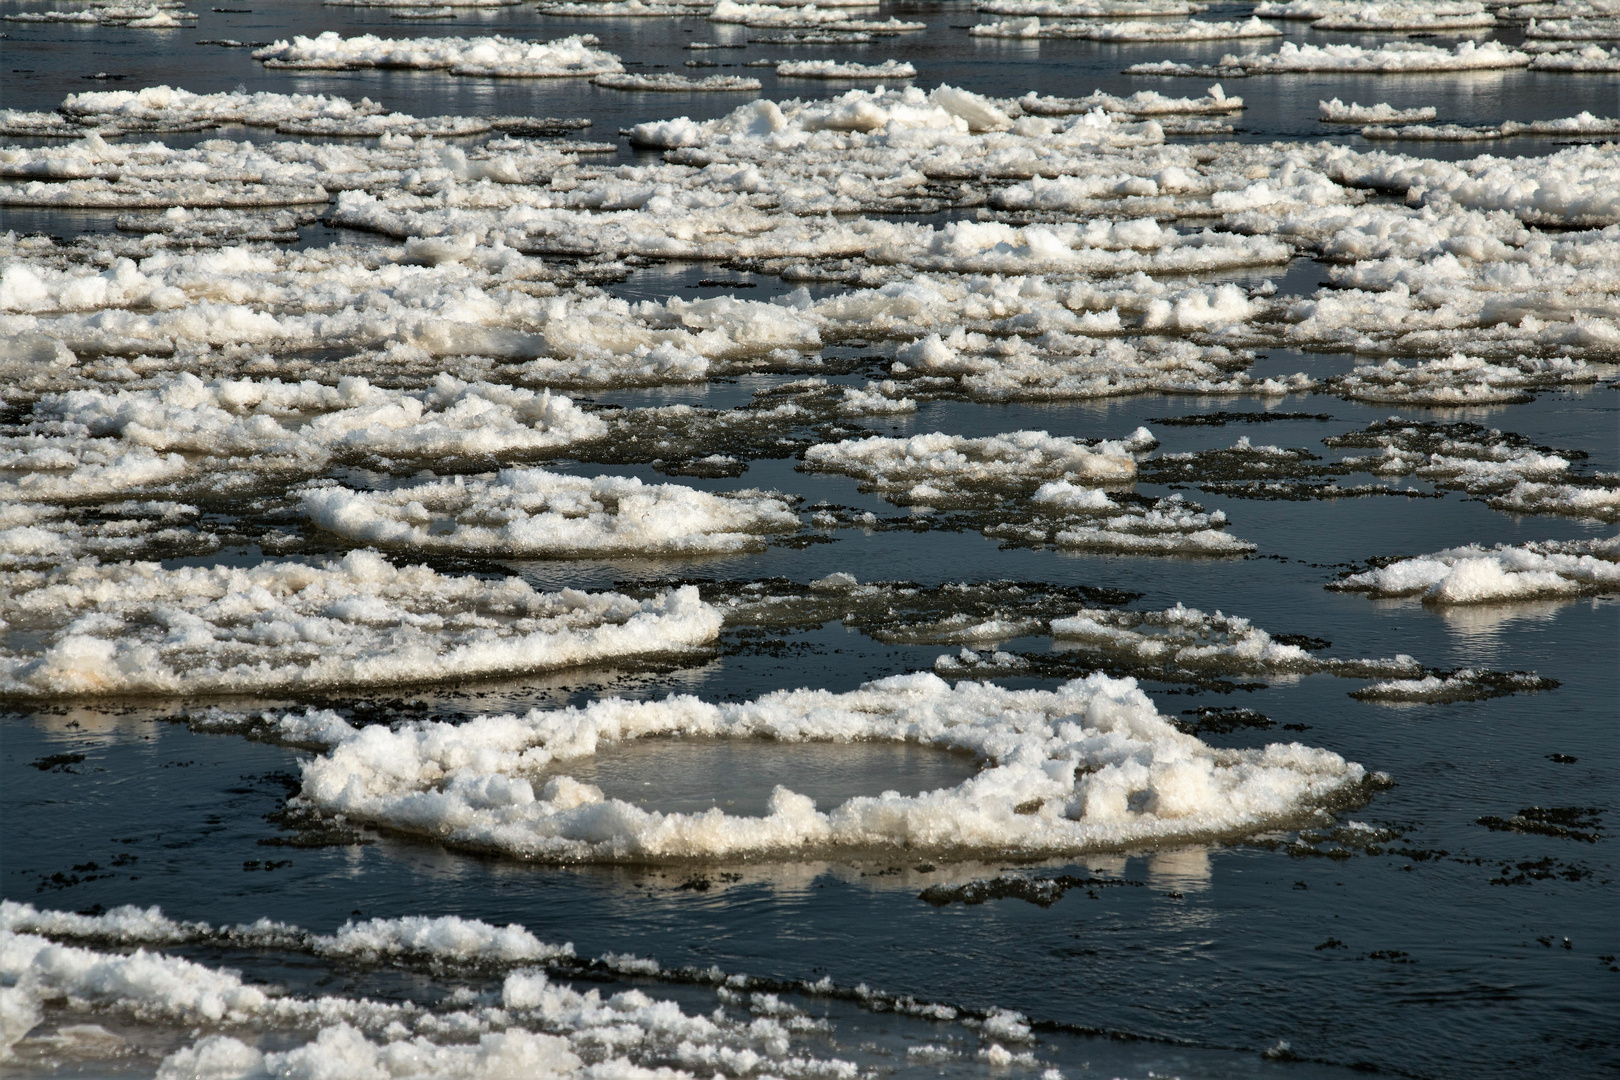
[302,470,801,556]
[1331,537,1620,604]
[275,671,1368,860]
[0,552,720,695]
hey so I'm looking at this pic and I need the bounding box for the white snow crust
[594,72,764,90]
[1319,99,1437,123]
[1129,39,1530,75]
[776,59,918,78]
[271,670,1367,860]
[302,470,801,555]
[0,553,720,695]
[1331,537,1620,603]
[970,17,1280,39]
[252,32,624,77]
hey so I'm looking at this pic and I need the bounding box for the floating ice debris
[1325,356,1607,405]
[1350,669,1557,702]
[776,59,918,78]
[1147,417,1620,520]
[970,17,1280,39]
[1498,0,1620,17]
[1330,537,1620,604]
[1525,41,1620,66]
[1254,0,1485,18]
[1,372,608,498]
[1019,85,1243,117]
[1309,3,1496,29]
[1359,113,1620,141]
[748,28,881,41]
[252,32,624,77]
[1326,142,1620,223]
[1319,99,1437,123]
[799,429,1263,553]
[1524,14,1620,36]
[541,0,707,12]
[275,671,1370,860]
[976,0,1208,14]
[0,551,720,696]
[2,3,197,25]
[594,72,764,90]
[1128,39,1530,76]
[302,470,801,556]
[710,0,926,29]
[803,429,1146,497]
[0,917,861,1080]
[1050,603,1423,679]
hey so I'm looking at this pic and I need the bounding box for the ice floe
[1308,3,1496,29]
[776,59,918,78]
[1524,14,1620,36]
[976,0,1208,14]
[710,1,926,30]
[1359,112,1620,141]
[265,670,1371,860]
[594,72,764,90]
[1330,537,1620,603]
[301,470,801,555]
[1524,42,1620,67]
[0,551,720,695]
[252,32,624,77]
[970,16,1280,39]
[1319,99,1437,123]
[1128,39,1530,76]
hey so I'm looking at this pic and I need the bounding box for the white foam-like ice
[971,16,1280,39]
[1331,537,1620,603]
[3,372,606,499]
[776,59,918,78]
[1050,604,1421,677]
[0,552,720,695]
[1309,3,1496,29]
[593,72,764,90]
[976,0,1207,14]
[803,428,1145,496]
[302,470,801,555]
[1129,39,1529,75]
[1319,99,1437,123]
[252,32,624,77]
[282,670,1367,860]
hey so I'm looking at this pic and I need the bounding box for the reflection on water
[537,736,982,817]
[1147,846,1212,894]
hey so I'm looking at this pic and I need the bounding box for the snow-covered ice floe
[1329,536,1620,604]
[2,2,197,26]
[776,59,918,78]
[1524,42,1620,67]
[1253,0,1484,18]
[1019,84,1243,116]
[0,552,720,696]
[0,903,880,1080]
[1319,99,1437,123]
[1524,15,1620,37]
[204,671,1377,860]
[1128,40,1530,76]
[301,470,801,555]
[970,17,1280,40]
[802,427,1257,554]
[1359,112,1620,141]
[251,32,624,77]
[1308,3,1496,30]
[0,372,608,498]
[976,0,1208,14]
[1049,603,1422,679]
[709,0,926,30]
[593,72,764,90]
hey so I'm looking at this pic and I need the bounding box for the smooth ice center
[539,738,982,818]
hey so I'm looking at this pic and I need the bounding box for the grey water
[1,1,1618,1078]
